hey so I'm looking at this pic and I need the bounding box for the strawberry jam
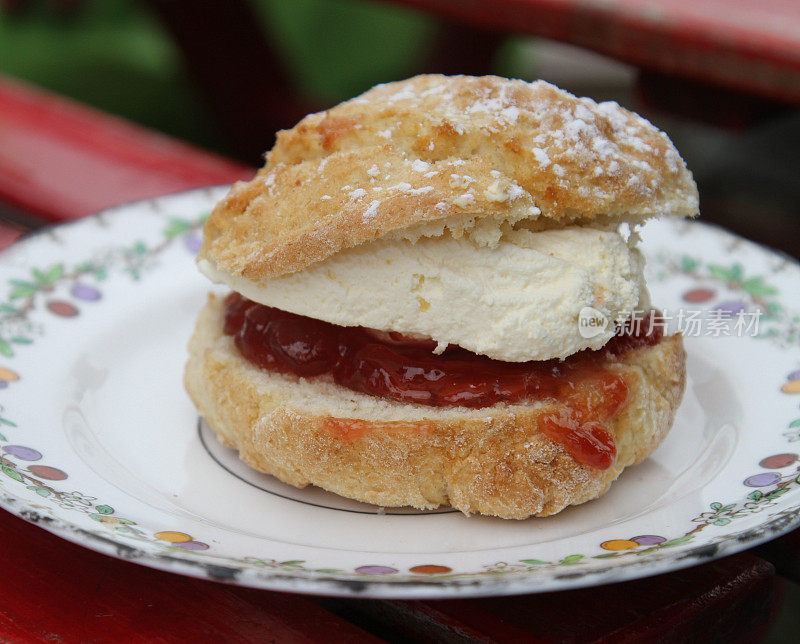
[223,293,663,469]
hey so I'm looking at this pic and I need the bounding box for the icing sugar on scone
[199,75,697,280]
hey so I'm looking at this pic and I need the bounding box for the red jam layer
[223,293,663,469]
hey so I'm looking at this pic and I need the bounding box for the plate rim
[1,483,797,599]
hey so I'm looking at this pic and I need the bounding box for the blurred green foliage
[257,0,434,103]
[0,0,217,145]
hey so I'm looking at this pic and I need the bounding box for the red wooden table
[390,0,800,105]
[0,75,793,641]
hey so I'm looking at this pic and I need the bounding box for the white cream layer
[198,226,649,362]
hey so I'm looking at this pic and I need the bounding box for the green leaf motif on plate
[32,264,64,287]
[163,219,192,237]
[26,485,51,497]
[679,256,699,273]
[742,276,778,297]
[9,282,37,300]
[2,465,23,483]
[708,264,736,282]
[559,554,584,565]
[657,536,694,548]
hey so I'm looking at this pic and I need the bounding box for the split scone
[185,75,697,519]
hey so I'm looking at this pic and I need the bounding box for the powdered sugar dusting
[367,76,690,208]
[248,74,696,264]
[453,193,476,208]
[348,188,367,199]
[363,200,380,220]
[532,148,550,167]
[411,159,430,172]
[449,174,474,189]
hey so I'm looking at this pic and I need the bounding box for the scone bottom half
[186,75,694,519]
[185,294,687,520]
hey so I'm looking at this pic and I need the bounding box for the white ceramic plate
[2,187,800,599]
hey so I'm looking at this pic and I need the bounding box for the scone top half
[198,75,699,362]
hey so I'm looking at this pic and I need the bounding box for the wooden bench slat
[0,75,252,223]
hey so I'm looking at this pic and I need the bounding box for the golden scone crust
[185,295,686,519]
[200,75,699,281]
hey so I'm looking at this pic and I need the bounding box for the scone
[185,75,697,519]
